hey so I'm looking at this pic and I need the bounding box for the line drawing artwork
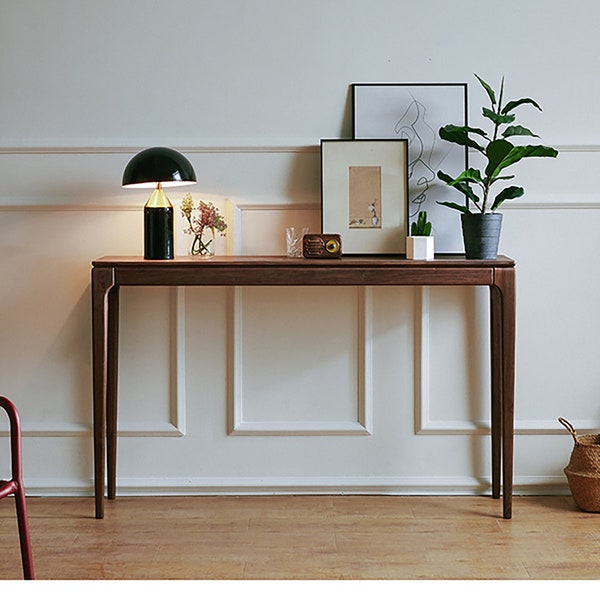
[352,83,467,253]
[394,96,449,221]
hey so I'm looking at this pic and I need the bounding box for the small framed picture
[321,139,408,255]
[352,83,468,253]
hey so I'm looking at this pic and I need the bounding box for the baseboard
[24,475,571,497]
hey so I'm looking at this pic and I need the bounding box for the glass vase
[188,228,215,258]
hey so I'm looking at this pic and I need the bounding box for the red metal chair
[0,396,34,579]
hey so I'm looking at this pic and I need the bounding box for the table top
[93,255,515,268]
[91,255,514,288]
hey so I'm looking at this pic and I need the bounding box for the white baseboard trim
[24,475,570,497]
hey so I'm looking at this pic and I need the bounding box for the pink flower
[180,194,227,237]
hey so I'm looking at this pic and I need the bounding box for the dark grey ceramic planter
[461,213,503,259]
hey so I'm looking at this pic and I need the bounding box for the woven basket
[559,417,600,512]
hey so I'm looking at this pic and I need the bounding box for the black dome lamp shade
[122,147,197,259]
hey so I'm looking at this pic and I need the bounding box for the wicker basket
[559,417,600,512]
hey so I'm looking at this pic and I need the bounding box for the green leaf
[501,97,542,114]
[437,200,471,214]
[491,186,524,211]
[475,74,496,106]
[439,125,486,152]
[411,211,432,236]
[492,144,559,178]
[437,170,454,185]
[482,107,516,125]
[437,170,481,206]
[485,139,514,178]
[502,125,539,139]
[450,168,484,186]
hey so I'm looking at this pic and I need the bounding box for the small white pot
[406,236,434,260]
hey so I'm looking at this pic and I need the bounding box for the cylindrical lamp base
[144,206,174,259]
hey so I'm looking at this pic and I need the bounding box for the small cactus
[411,211,432,236]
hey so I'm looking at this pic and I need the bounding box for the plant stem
[481,78,504,213]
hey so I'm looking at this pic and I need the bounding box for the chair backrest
[0,395,34,579]
[0,395,23,483]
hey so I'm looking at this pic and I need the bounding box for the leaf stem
[481,77,505,213]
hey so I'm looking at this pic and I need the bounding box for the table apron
[111,267,496,287]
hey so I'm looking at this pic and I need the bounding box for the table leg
[106,287,119,500]
[493,268,516,519]
[490,285,502,500]
[91,267,115,519]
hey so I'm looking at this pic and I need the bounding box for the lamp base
[144,206,174,259]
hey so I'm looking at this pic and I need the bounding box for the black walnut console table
[91,255,516,519]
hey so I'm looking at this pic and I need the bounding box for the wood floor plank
[0,495,599,580]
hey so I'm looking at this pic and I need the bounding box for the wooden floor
[1,494,599,580]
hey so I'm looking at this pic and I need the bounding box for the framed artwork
[321,139,408,255]
[352,83,468,253]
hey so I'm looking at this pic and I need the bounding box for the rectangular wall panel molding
[227,286,374,435]
[117,287,187,437]
[413,287,600,436]
[225,200,320,255]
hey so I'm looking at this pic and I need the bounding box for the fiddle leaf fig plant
[437,75,558,214]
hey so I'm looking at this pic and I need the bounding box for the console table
[91,255,516,519]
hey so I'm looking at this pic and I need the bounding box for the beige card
[348,166,382,229]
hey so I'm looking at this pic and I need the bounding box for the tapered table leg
[493,267,516,519]
[490,285,502,500]
[91,266,115,519]
[106,287,119,500]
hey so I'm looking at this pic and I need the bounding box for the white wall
[1,0,598,497]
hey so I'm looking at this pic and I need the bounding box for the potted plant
[407,210,434,260]
[437,75,558,259]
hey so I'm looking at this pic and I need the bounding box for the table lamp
[122,147,197,259]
